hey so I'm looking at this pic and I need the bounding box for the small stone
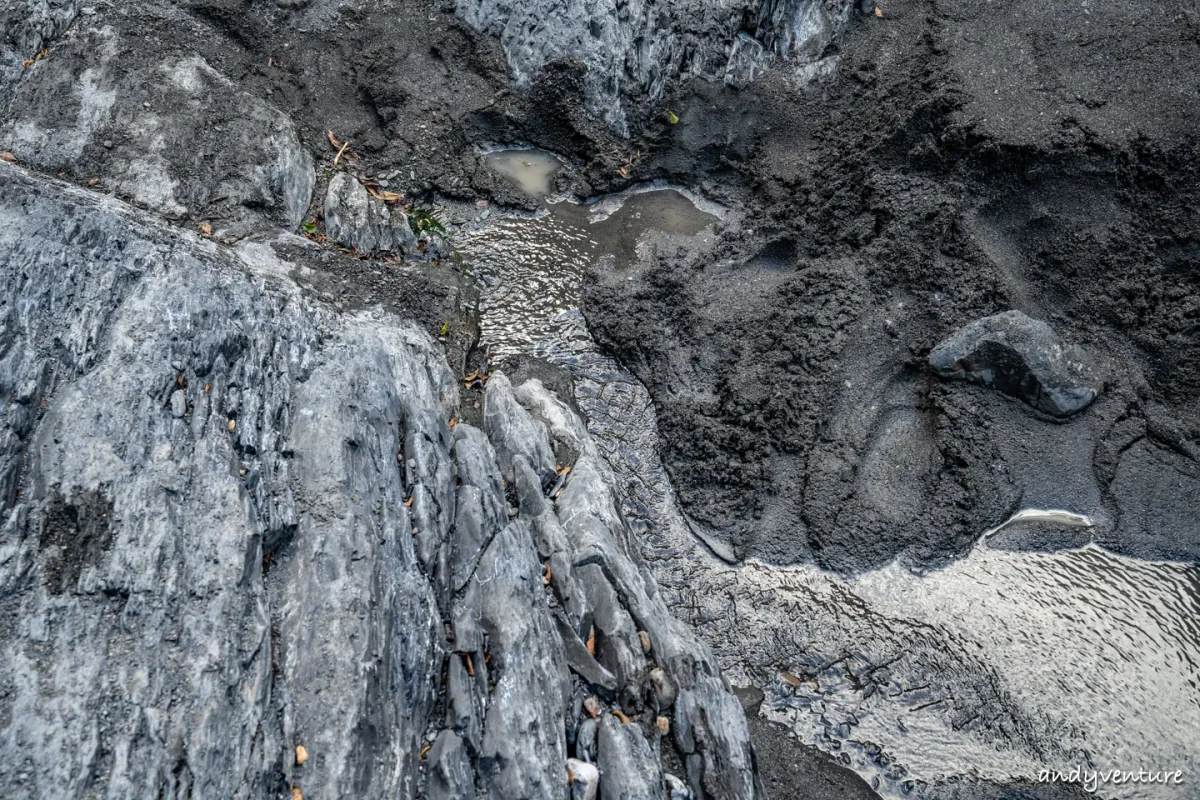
[650,668,676,710]
[226,418,236,431]
[102,140,113,148]
[638,630,651,654]
[170,389,187,418]
[656,716,670,735]
[567,759,599,800]
[928,310,1099,417]
[583,696,601,718]
[575,717,599,762]
[665,773,693,800]
[294,744,308,766]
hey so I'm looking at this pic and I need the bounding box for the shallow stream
[456,148,1200,799]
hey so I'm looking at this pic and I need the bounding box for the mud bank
[583,0,1200,573]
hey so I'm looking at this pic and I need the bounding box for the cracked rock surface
[456,0,854,134]
[0,162,760,797]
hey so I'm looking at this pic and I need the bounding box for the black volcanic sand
[583,0,1200,573]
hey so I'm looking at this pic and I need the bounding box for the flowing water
[457,148,1200,799]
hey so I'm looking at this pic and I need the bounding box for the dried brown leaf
[367,186,404,203]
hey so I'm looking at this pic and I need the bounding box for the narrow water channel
[457,148,1200,799]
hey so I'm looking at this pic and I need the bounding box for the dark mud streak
[37,489,115,595]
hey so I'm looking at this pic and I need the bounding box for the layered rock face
[456,0,854,134]
[0,165,760,798]
[323,172,419,256]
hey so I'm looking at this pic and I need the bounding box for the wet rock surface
[0,164,761,797]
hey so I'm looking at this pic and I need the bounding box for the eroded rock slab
[456,0,854,133]
[324,171,417,255]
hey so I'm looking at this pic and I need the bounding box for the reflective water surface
[458,163,719,357]
[460,150,1200,799]
[483,147,563,197]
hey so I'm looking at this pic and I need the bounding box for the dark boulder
[929,311,1099,417]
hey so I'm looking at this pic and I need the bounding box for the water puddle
[483,147,563,197]
[460,151,719,357]
[458,148,1200,800]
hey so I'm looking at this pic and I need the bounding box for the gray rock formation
[0,0,80,108]
[323,172,418,255]
[598,713,666,800]
[456,0,854,134]
[568,758,601,800]
[929,310,1100,417]
[1,22,313,235]
[0,163,762,798]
